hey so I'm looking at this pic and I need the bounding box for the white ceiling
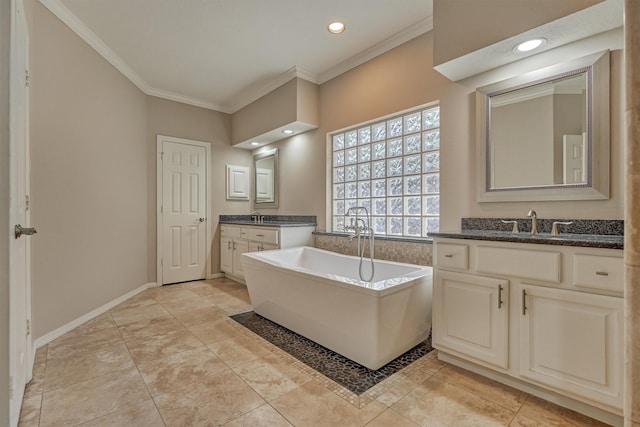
[42,0,433,113]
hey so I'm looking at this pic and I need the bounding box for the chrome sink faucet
[250,210,263,224]
[527,209,538,235]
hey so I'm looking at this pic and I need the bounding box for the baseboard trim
[209,273,225,279]
[33,282,157,349]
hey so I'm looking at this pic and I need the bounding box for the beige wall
[270,31,623,232]
[270,32,475,231]
[433,0,602,66]
[24,0,255,341]
[146,96,251,277]
[28,0,149,338]
[0,0,11,421]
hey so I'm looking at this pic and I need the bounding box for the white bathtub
[241,246,433,370]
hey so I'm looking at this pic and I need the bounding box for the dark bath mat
[230,311,433,395]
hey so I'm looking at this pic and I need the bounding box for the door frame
[156,135,212,285]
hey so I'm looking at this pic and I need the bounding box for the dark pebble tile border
[230,311,433,395]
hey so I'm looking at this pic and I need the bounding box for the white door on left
[9,0,32,425]
[160,138,208,284]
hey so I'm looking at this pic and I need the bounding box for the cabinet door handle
[232,242,236,251]
[522,289,527,315]
[444,254,453,258]
[498,285,504,309]
[227,241,231,250]
[256,234,264,237]
[596,271,609,276]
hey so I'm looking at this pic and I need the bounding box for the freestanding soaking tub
[241,246,433,370]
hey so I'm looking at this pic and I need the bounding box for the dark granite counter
[219,214,317,228]
[428,230,623,249]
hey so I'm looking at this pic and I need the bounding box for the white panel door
[9,0,31,425]
[563,134,586,184]
[161,140,207,284]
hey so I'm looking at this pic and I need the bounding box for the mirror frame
[253,148,279,208]
[475,50,610,202]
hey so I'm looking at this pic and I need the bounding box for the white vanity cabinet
[432,237,624,418]
[220,223,314,281]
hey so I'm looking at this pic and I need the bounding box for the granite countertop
[220,220,317,227]
[428,230,623,249]
[219,214,317,228]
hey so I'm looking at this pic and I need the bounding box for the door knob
[15,224,37,239]
[199,217,206,223]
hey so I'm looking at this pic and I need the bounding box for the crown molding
[146,87,229,113]
[317,16,433,84]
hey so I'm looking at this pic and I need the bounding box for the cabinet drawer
[573,254,623,293]
[477,246,561,283]
[221,225,242,238]
[245,227,278,245]
[435,243,468,270]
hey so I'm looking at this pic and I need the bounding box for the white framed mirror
[253,148,278,208]
[476,50,610,202]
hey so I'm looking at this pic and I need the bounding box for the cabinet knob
[595,271,609,276]
[444,254,454,258]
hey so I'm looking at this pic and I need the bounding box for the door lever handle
[15,224,37,239]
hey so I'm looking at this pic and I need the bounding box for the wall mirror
[476,50,610,202]
[253,148,278,208]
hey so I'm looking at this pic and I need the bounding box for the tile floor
[18,278,611,426]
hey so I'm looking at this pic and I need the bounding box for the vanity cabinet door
[232,240,249,278]
[519,284,623,411]
[220,237,234,273]
[433,271,509,369]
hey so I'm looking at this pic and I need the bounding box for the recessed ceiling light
[250,141,260,146]
[328,22,345,34]
[282,129,294,135]
[514,38,546,53]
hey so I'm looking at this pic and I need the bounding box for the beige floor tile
[110,292,158,311]
[233,353,312,401]
[375,375,423,407]
[47,326,124,360]
[44,342,135,391]
[225,404,293,427]
[180,280,215,290]
[18,394,42,427]
[200,291,252,314]
[154,370,265,426]
[365,409,420,427]
[515,396,611,427]
[110,302,172,326]
[392,376,516,426]
[137,347,229,397]
[188,318,245,345]
[40,367,150,427]
[117,315,186,343]
[78,399,165,427]
[160,295,215,315]
[150,286,199,304]
[434,365,527,412]
[208,334,272,368]
[34,345,48,365]
[171,305,228,327]
[126,328,205,365]
[271,381,386,427]
[71,312,118,335]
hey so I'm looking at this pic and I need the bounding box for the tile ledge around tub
[312,231,433,244]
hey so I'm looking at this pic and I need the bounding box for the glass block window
[331,105,440,237]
